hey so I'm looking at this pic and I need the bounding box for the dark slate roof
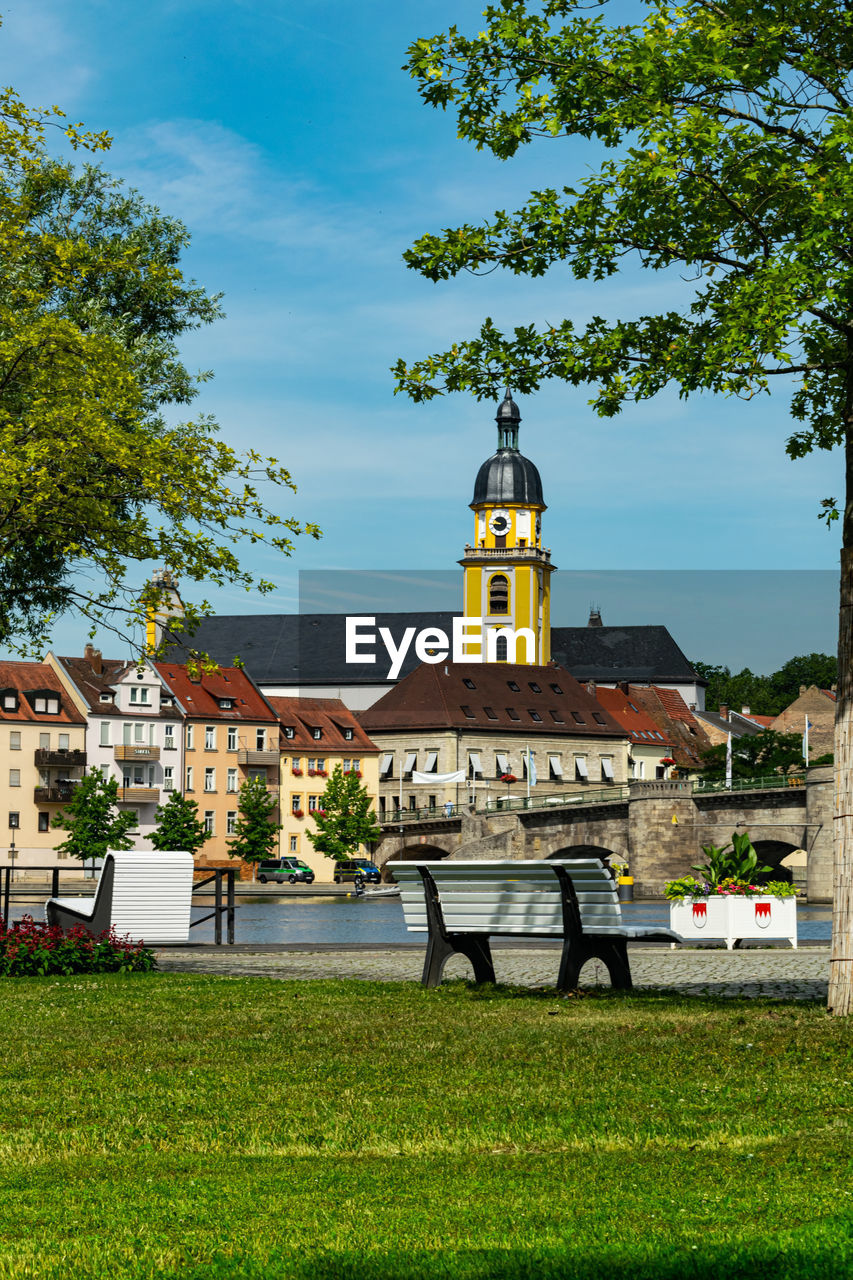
[550,626,703,687]
[164,613,461,687]
[167,615,703,690]
[472,450,544,507]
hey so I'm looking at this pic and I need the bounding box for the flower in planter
[308,768,317,777]
[500,773,517,784]
[292,808,304,819]
[292,767,303,776]
[315,808,327,818]
[660,757,676,767]
[317,770,328,778]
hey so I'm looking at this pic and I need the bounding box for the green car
[333,859,381,885]
[258,858,316,885]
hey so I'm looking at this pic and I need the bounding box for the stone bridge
[375,767,834,900]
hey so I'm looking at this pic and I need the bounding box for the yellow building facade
[460,392,555,665]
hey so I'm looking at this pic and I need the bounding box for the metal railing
[693,773,806,795]
[381,784,631,825]
[1,864,236,945]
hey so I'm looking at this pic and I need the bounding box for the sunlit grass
[0,975,850,1278]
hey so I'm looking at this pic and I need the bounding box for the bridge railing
[380,785,631,826]
[693,773,806,795]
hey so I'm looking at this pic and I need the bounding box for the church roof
[550,625,702,687]
[472,450,544,507]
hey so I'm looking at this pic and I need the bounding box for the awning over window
[601,758,614,780]
[496,753,509,773]
[404,752,417,773]
[575,757,589,778]
[424,751,438,773]
[548,755,563,778]
[468,752,483,775]
[379,753,393,777]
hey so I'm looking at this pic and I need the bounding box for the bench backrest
[387,859,624,936]
[108,850,194,943]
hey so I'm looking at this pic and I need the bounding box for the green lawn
[0,975,850,1279]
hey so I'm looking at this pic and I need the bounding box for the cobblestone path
[155,945,830,1001]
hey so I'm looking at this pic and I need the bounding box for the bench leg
[422,932,495,988]
[557,939,633,992]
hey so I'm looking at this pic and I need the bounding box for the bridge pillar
[627,781,697,898]
[806,765,833,903]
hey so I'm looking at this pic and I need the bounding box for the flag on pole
[802,716,813,764]
[527,747,537,787]
[725,732,732,788]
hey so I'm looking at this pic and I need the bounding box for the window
[9,770,20,787]
[403,752,417,778]
[219,698,233,710]
[496,752,509,777]
[291,795,302,812]
[424,751,438,774]
[256,729,266,751]
[2,691,16,711]
[164,766,174,792]
[494,634,508,662]
[9,731,20,750]
[380,753,393,779]
[204,811,215,836]
[39,733,50,749]
[204,767,215,792]
[575,757,589,781]
[549,683,564,695]
[58,734,69,750]
[227,811,238,835]
[489,574,509,614]
[462,678,476,690]
[308,795,319,812]
[506,708,520,721]
[205,726,216,750]
[99,692,113,704]
[38,812,49,832]
[460,705,476,719]
[186,726,194,750]
[483,706,498,720]
[571,711,586,724]
[592,712,607,725]
[134,722,145,744]
[343,728,353,740]
[528,682,541,693]
[312,728,322,740]
[468,752,483,780]
[164,724,175,749]
[548,755,564,780]
[507,680,520,692]
[529,710,542,723]
[379,796,386,815]
[227,727,238,750]
[428,795,436,809]
[185,766,194,791]
[227,767,238,793]
[289,835,298,852]
[129,686,150,704]
[284,726,295,740]
[409,795,416,811]
[100,721,111,747]
[549,710,565,723]
[601,758,615,782]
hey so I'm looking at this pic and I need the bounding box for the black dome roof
[471,392,544,507]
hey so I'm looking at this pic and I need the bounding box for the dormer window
[343,728,353,741]
[0,689,18,712]
[27,690,60,715]
[284,727,295,739]
[312,728,322,740]
[218,698,233,709]
[129,686,150,705]
[99,692,114,704]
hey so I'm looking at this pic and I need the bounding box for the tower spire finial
[495,389,521,450]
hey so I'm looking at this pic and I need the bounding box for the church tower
[460,392,555,664]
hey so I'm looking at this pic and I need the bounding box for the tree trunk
[829,545,853,1013]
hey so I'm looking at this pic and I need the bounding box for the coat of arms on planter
[755,901,772,926]
[692,901,707,925]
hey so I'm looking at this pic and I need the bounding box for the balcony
[34,749,86,768]
[115,744,161,762]
[460,544,552,564]
[34,784,80,804]
[237,749,280,767]
[118,786,160,804]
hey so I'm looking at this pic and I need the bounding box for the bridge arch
[546,841,629,865]
[378,842,454,880]
[751,838,805,886]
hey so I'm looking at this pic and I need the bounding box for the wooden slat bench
[387,858,682,990]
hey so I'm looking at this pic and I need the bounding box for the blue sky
[2,0,841,671]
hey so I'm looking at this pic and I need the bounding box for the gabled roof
[0,662,85,725]
[623,685,711,768]
[361,662,626,738]
[155,664,278,722]
[265,697,379,753]
[592,685,673,750]
[551,625,702,686]
[693,710,765,738]
[55,655,177,719]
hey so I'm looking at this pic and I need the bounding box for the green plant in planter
[692,831,772,887]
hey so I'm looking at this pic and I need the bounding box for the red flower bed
[0,916,156,976]
[292,809,304,818]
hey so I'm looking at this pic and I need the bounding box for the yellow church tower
[460,392,555,664]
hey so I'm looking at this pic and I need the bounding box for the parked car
[257,858,315,885]
[333,858,381,885]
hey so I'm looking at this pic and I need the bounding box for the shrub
[0,916,157,976]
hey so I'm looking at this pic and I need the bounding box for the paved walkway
[155,945,831,1001]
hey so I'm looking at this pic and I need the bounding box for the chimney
[84,643,103,675]
[800,685,807,695]
[587,605,603,628]
[719,704,729,720]
[586,680,596,696]
[741,705,750,715]
[618,681,630,696]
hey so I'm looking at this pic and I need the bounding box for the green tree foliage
[395,0,853,1011]
[698,729,805,781]
[693,654,837,717]
[227,775,281,865]
[0,81,320,655]
[306,766,381,862]
[52,768,137,862]
[150,791,209,856]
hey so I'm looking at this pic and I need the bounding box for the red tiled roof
[624,685,711,768]
[361,662,626,738]
[593,686,673,750]
[0,662,86,725]
[266,697,379,753]
[155,664,277,722]
[56,655,177,719]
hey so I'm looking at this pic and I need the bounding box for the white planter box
[669,896,797,950]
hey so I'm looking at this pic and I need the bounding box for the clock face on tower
[489,510,511,536]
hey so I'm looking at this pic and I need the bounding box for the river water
[11,894,833,946]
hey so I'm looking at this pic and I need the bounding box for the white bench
[45,851,195,945]
[388,858,682,990]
